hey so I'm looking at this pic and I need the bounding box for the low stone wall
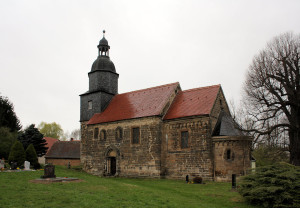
[45,158,81,166]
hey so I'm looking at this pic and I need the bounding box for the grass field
[0,166,257,208]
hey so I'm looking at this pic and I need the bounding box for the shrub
[8,140,26,167]
[192,176,203,184]
[25,144,40,169]
[239,162,300,208]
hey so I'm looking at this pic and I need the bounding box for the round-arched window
[225,149,234,161]
[100,129,106,141]
[115,127,123,142]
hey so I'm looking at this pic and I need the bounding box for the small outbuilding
[38,137,59,164]
[45,141,80,166]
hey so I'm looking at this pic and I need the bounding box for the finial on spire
[103,30,106,37]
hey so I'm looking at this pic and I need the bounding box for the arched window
[94,128,99,139]
[132,127,140,144]
[181,131,189,148]
[100,129,106,140]
[115,127,123,142]
[226,149,231,160]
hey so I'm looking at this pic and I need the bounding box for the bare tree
[243,32,300,166]
[70,129,81,140]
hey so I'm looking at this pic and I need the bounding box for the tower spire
[98,30,110,56]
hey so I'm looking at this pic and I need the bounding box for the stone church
[80,32,252,181]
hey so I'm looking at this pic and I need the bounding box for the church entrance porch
[104,148,119,176]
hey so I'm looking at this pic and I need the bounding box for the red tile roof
[88,82,179,124]
[44,137,59,153]
[45,141,80,159]
[163,84,220,120]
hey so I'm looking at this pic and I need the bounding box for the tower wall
[80,91,115,122]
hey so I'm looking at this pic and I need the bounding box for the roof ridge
[44,137,59,140]
[182,84,220,92]
[118,82,179,95]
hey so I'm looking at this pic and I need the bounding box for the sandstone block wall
[162,117,214,180]
[213,136,252,181]
[81,117,163,177]
[209,89,231,131]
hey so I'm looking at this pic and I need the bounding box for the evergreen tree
[0,127,18,159]
[8,140,26,167]
[25,144,40,169]
[18,124,48,156]
[239,163,300,208]
[0,95,21,131]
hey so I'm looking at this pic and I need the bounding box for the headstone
[186,175,189,183]
[0,159,4,169]
[41,164,56,178]
[10,162,18,170]
[24,161,30,170]
[232,174,236,189]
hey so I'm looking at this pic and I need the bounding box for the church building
[80,31,252,181]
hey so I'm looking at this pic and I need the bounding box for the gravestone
[232,174,236,189]
[24,161,30,170]
[10,162,18,170]
[0,159,4,169]
[186,175,189,183]
[41,164,56,178]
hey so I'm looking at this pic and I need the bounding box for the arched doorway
[106,150,117,176]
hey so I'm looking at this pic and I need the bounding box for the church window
[100,129,106,140]
[115,127,123,141]
[88,101,93,110]
[94,128,99,139]
[226,149,231,160]
[132,127,140,144]
[181,131,189,148]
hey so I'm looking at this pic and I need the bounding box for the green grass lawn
[0,166,257,208]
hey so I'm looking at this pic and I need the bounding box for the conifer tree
[18,124,48,156]
[0,95,21,131]
[8,140,26,167]
[25,144,39,169]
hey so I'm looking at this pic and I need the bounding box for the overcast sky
[1,0,300,135]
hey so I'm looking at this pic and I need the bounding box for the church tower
[80,31,119,122]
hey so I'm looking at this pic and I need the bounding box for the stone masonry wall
[213,136,252,181]
[81,117,163,178]
[45,158,81,166]
[210,88,231,132]
[162,117,214,180]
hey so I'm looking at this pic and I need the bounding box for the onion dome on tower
[91,30,116,73]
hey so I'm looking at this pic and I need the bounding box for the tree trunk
[289,129,300,166]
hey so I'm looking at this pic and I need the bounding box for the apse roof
[212,111,244,136]
[163,84,220,120]
[88,82,179,124]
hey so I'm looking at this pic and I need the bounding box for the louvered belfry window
[181,131,189,148]
[132,127,140,144]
